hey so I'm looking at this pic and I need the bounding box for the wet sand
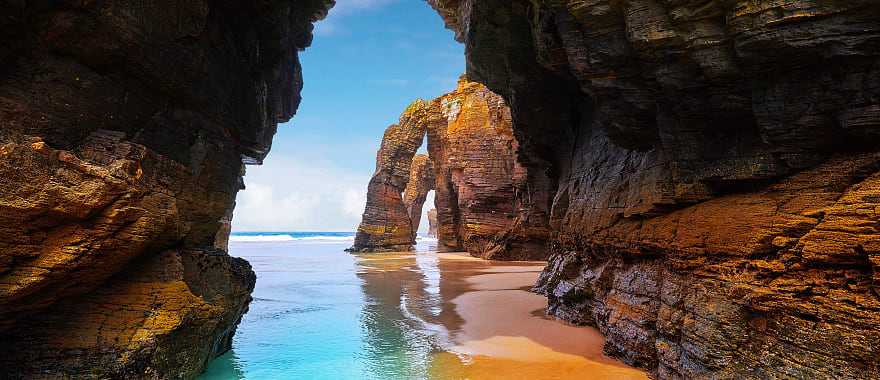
[356,251,647,380]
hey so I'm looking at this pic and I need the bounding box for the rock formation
[430,0,880,378]
[353,78,543,259]
[428,78,548,260]
[427,209,439,238]
[404,154,436,240]
[350,101,430,252]
[0,0,331,378]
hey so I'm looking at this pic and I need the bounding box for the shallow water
[200,235,645,380]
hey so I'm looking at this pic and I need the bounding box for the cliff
[429,0,880,378]
[404,154,436,241]
[0,0,331,378]
[352,78,544,259]
[427,209,439,238]
[350,101,430,252]
[427,78,548,259]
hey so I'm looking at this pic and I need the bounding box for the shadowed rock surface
[404,154,436,240]
[427,208,439,237]
[430,0,880,378]
[0,0,331,378]
[351,101,430,252]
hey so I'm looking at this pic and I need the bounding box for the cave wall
[429,0,880,378]
[0,0,331,377]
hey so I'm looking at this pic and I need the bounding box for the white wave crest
[293,236,355,241]
[229,234,355,243]
[229,235,295,242]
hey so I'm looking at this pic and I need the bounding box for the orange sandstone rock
[404,154,436,240]
[427,208,439,238]
[353,78,549,259]
[428,78,550,260]
[350,102,431,252]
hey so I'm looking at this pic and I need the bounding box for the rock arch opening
[2,0,880,378]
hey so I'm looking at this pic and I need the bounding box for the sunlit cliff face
[351,78,546,259]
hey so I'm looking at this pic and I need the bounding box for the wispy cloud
[233,153,434,233]
[233,155,370,232]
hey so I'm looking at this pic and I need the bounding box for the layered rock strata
[427,208,439,238]
[350,102,430,252]
[427,78,548,260]
[430,0,880,378]
[404,154,436,241]
[353,78,546,259]
[0,0,331,377]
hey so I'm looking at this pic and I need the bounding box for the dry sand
[355,250,648,379]
[434,264,648,380]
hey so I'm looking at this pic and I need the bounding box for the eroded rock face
[351,101,430,252]
[427,208,439,237]
[428,78,549,260]
[404,154,436,240]
[430,0,880,378]
[0,0,331,377]
[354,78,548,259]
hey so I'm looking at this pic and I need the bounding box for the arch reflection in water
[200,235,646,379]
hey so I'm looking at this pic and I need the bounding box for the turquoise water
[200,233,442,380]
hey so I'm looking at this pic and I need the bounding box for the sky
[232,0,464,232]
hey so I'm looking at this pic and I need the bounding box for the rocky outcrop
[428,78,548,260]
[427,209,439,238]
[0,0,331,378]
[351,101,430,252]
[403,154,436,240]
[353,78,547,259]
[430,0,880,378]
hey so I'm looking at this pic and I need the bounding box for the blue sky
[232,0,464,232]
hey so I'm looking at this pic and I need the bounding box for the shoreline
[437,258,648,379]
[355,249,647,379]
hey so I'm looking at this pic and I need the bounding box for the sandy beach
[423,253,648,380]
[356,250,647,379]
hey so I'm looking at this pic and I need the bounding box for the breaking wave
[229,232,438,243]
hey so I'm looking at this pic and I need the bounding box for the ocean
[199,232,645,380]
[200,232,440,380]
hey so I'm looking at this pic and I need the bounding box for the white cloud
[232,154,436,233]
[232,155,371,232]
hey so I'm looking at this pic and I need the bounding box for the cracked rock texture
[427,78,548,259]
[430,0,880,378]
[427,208,439,237]
[404,154,436,241]
[0,0,331,378]
[353,78,545,259]
[351,101,430,252]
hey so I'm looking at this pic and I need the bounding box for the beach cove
[200,234,646,379]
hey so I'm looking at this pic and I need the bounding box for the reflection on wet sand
[355,250,647,380]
